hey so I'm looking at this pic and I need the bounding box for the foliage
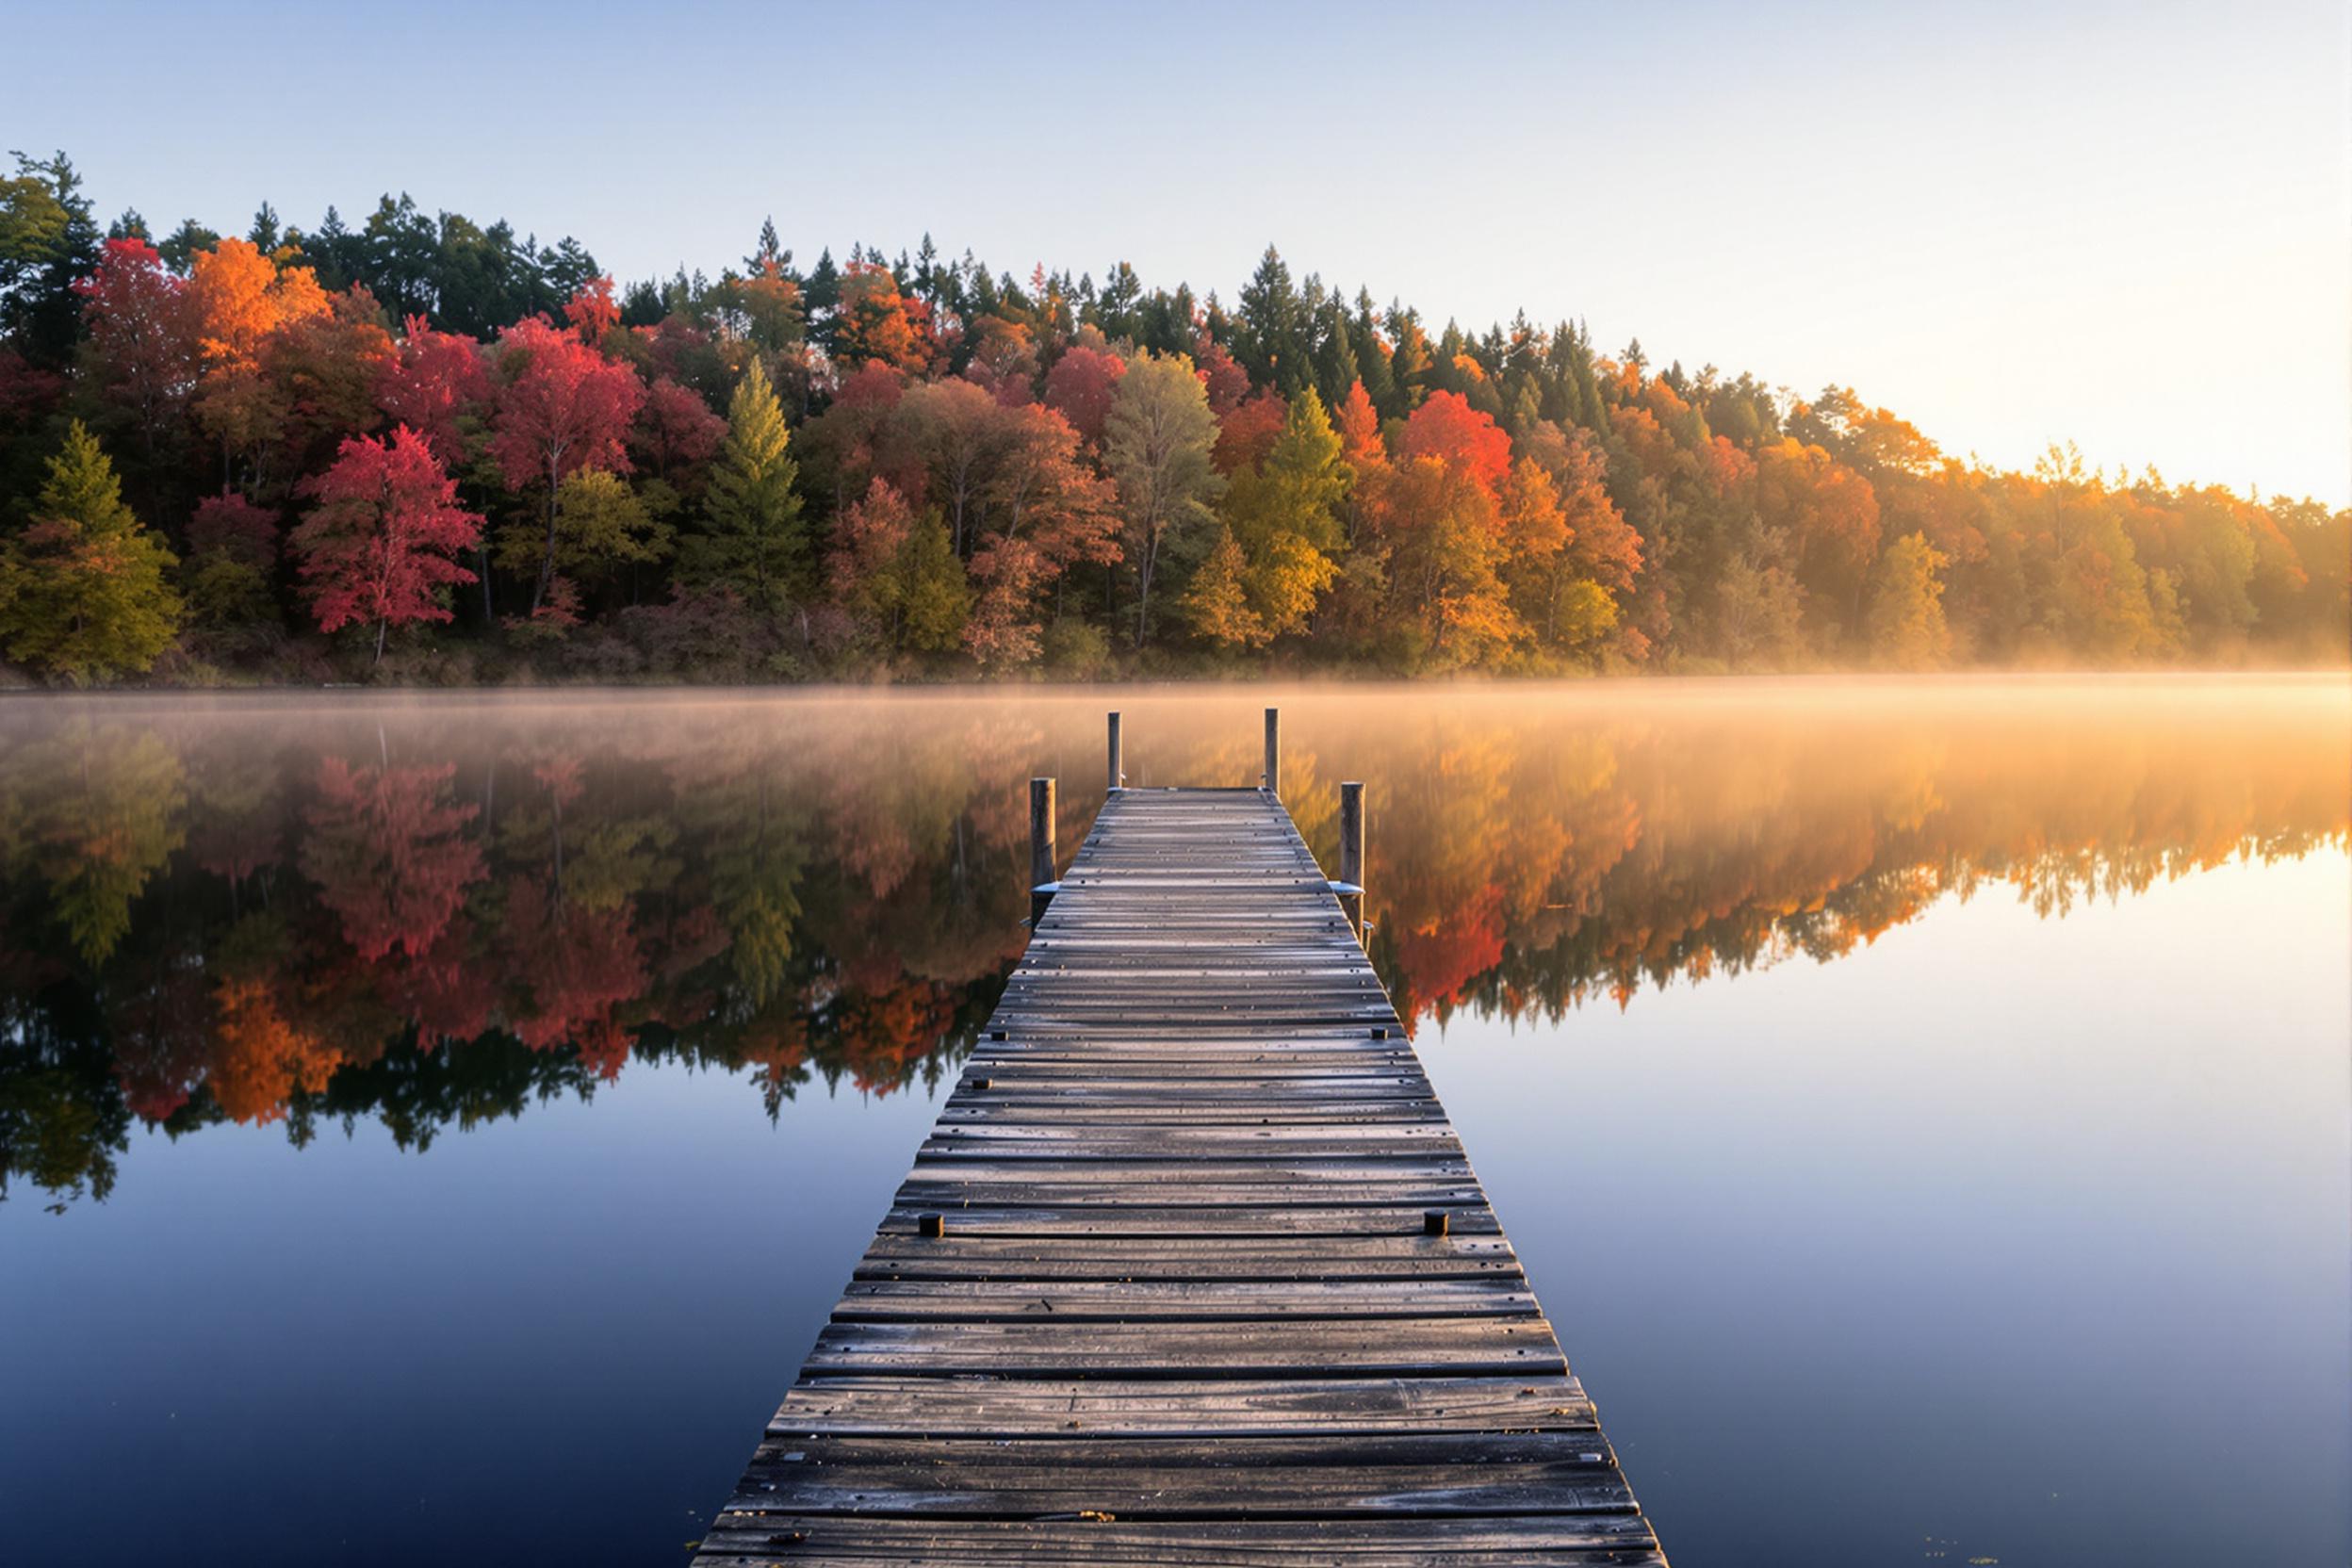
[1103,351,1222,648]
[291,425,482,664]
[682,358,806,624]
[1865,532,1952,669]
[0,174,2341,683]
[0,421,181,681]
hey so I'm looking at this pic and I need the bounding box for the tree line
[0,151,2343,685]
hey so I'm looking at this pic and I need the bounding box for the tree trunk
[532,481,559,614]
[1133,520,1158,650]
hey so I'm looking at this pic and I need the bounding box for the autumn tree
[265,285,394,480]
[1103,351,1222,647]
[495,468,670,601]
[961,403,1118,665]
[374,316,488,462]
[682,358,807,624]
[1180,525,1266,648]
[1496,456,1570,638]
[1755,437,1881,644]
[1513,420,1642,659]
[291,425,482,665]
[1213,388,1287,475]
[184,237,330,482]
[490,314,645,612]
[826,479,969,655]
[1375,393,1525,665]
[887,378,1001,557]
[563,275,620,344]
[630,377,726,482]
[1396,390,1512,489]
[183,488,279,627]
[74,237,194,471]
[1220,386,1347,638]
[1041,340,1123,445]
[710,262,804,353]
[1380,456,1520,666]
[832,259,927,373]
[0,422,182,681]
[1864,531,1952,669]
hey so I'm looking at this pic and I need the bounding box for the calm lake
[3,677,2346,1567]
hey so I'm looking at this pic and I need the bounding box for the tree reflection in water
[3,679,2343,1210]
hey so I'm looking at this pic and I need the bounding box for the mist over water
[3,676,2345,1565]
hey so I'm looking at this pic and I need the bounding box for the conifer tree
[685,359,807,623]
[1235,246,1310,397]
[1315,304,1360,414]
[0,422,182,682]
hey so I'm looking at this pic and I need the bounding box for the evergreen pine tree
[805,247,841,352]
[1315,303,1360,413]
[0,422,182,683]
[684,361,807,624]
[1234,246,1310,396]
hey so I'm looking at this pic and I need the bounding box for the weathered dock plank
[693,786,1664,1566]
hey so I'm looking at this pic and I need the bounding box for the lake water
[3,678,2345,1566]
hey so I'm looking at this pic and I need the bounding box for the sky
[8,0,2347,504]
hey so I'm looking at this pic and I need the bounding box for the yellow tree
[1221,387,1347,638]
[1181,526,1267,648]
[1863,531,1952,669]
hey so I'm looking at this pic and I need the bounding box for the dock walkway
[693,785,1664,1566]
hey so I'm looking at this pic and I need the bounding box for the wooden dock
[693,781,1665,1566]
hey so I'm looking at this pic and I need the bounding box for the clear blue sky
[8,0,2347,503]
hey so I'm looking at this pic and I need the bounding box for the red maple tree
[374,316,491,462]
[490,314,645,611]
[291,425,482,664]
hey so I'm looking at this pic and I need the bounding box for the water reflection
[3,678,2343,1211]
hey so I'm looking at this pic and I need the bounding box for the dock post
[1029,776,1057,924]
[1107,710,1123,792]
[1337,779,1365,941]
[1263,707,1281,797]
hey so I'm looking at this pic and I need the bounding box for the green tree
[0,150,98,365]
[1234,245,1309,396]
[683,359,807,624]
[0,423,182,683]
[898,514,971,653]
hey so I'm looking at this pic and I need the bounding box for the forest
[0,151,2344,686]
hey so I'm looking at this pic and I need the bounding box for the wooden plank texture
[693,787,1664,1566]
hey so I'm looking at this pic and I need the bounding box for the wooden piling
[1029,776,1056,923]
[1107,710,1123,792]
[1338,779,1366,940]
[1264,707,1281,797]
